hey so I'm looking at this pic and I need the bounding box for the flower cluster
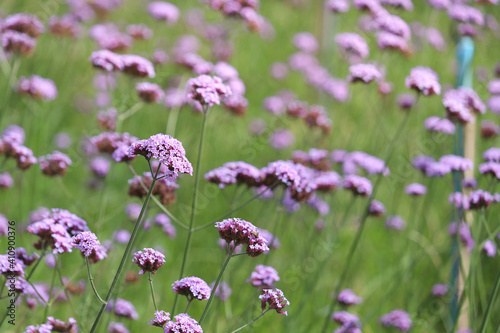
[128,134,193,177]
[128,172,179,205]
[17,75,58,101]
[72,231,107,263]
[186,75,232,108]
[164,313,203,333]
[89,50,155,78]
[405,66,441,96]
[27,208,89,254]
[259,288,290,315]
[105,298,138,320]
[136,82,164,103]
[149,310,171,327]
[0,125,37,170]
[1,13,44,56]
[443,87,486,123]
[39,151,72,177]
[380,309,412,332]
[247,265,280,289]
[337,289,363,306]
[172,276,211,301]
[132,248,166,274]
[215,218,270,257]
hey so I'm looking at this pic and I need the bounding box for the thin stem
[86,258,106,304]
[127,163,188,230]
[44,258,59,318]
[194,182,279,232]
[185,299,193,313]
[90,176,157,333]
[199,248,234,324]
[118,102,144,122]
[320,109,413,333]
[148,272,159,312]
[172,108,209,314]
[230,310,270,333]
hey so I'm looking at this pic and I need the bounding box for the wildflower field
[1,0,500,332]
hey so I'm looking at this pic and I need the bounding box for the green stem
[320,109,413,333]
[194,182,279,232]
[478,267,500,333]
[148,272,158,312]
[172,108,209,314]
[230,310,270,333]
[199,248,234,325]
[89,175,157,333]
[86,258,106,304]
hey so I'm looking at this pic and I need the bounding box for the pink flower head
[431,283,449,297]
[424,116,456,135]
[260,288,290,315]
[335,32,369,61]
[186,75,232,107]
[343,175,373,196]
[405,183,427,196]
[215,218,270,257]
[385,215,406,230]
[247,264,280,288]
[136,82,164,103]
[89,50,124,72]
[348,63,382,83]
[172,276,211,301]
[2,13,44,37]
[128,134,193,177]
[0,172,13,189]
[122,54,155,78]
[209,280,232,301]
[148,2,180,24]
[126,24,153,40]
[337,289,363,306]
[405,66,441,96]
[72,231,107,263]
[293,32,319,53]
[132,248,166,274]
[164,313,202,333]
[1,30,36,55]
[380,309,412,332]
[49,15,81,38]
[369,200,386,217]
[17,75,58,101]
[443,87,485,123]
[483,240,497,257]
[326,0,350,13]
[105,298,138,320]
[149,310,170,327]
[39,151,72,177]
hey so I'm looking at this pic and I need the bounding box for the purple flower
[425,161,452,177]
[376,14,411,40]
[332,311,360,325]
[326,0,350,13]
[247,265,280,289]
[105,298,138,320]
[443,87,486,123]
[377,32,409,53]
[343,175,373,196]
[468,189,495,210]
[424,116,456,135]
[431,283,449,297]
[108,322,130,333]
[127,24,153,40]
[260,288,290,315]
[39,151,72,177]
[215,218,269,257]
[428,0,450,10]
[209,280,232,301]
[128,134,193,177]
[462,178,477,189]
[132,248,166,274]
[112,229,130,244]
[380,0,413,10]
[348,63,382,83]
[426,27,446,51]
[335,32,369,61]
[405,66,441,96]
[49,15,81,38]
[338,289,363,306]
[213,61,239,80]
[164,313,202,333]
[482,240,496,257]
[0,172,13,189]
[479,162,500,179]
[89,50,124,72]
[149,310,170,327]
[122,54,155,78]
[269,129,295,150]
[45,317,78,332]
[148,2,180,24]
[369,200,386,217]
[380,309,412,332]
[483,147,500,162]
[72,231,107,263]
[1,30,36,55]
[17,75,58,101]
[449,192,470,210]
[136,82,164,103]
[405,183,427,196]
[439,155,473,172]
[186,75,231,107]
[89,156,110,178]
[2,13,44,37]
[448,5,484,25]
[124,203,142,221]
[270,62,289,80]
[24,323,54,333]
[293,32,319,53]
[172,276,211,301]
[27,208,89,254]
[153,213,176,239]
[0,254,25,277]
[449,222,475,251]
[481,121,499,139]
[397,93,416,111]
[386,215,406,230]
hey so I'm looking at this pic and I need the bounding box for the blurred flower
[186,75,231,107]
[482,240,496,257]
[385,215,406,230]
[105,298,138,320]
[209,281,232,301]
[17,75,58,101]
[269,129,295,150]
[247,265,280,289]
[338,289,363,306]
[424,116,455,135]
[348,63,381,83]
[0,172,13,189]
[405,66,441,96]
[431,283,449,297]
[39,151,72,177]
[380,309,412,332]
[148,2,180,24]
[136,82,164,103]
